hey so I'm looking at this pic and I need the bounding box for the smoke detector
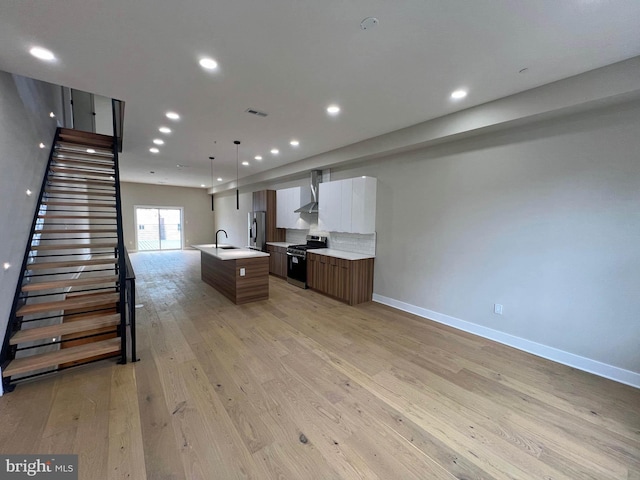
[360,17,379,30]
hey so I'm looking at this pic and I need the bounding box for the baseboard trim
[372,294,640,389]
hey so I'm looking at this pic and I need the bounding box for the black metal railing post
[111,99,127,364]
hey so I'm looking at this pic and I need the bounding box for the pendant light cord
[234,140,241,210]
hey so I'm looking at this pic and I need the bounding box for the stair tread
[35,228,117,234]
[17,292,120,316]
[28,258,118,271]
[58,131,113,145]
[50,166,114,176]
[45,189,116,197]
[2,338,121,377]
[48,177,115,186]
[38,214,117,219]
[31,242,117,251]
[10,314,121,345]
[22,275,119,292]
[54,158,114,169]
[56,145,114,155]
[41,201,115,207]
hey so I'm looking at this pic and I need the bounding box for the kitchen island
[192,244,270,304]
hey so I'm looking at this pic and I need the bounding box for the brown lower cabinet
[307,252,374,305]
[267,244,287,278]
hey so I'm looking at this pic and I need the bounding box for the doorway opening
[135,207,183,251]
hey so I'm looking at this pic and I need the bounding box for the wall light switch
[240,268,246,277]
[494,303,503,315]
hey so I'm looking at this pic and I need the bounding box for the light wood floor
[1,250,639,479]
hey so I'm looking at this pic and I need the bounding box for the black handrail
[111,99,127,364]
[1,128,61,392]
[123,247,138,362]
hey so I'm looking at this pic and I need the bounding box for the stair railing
[0,128,62,391]
[111,99,128,365]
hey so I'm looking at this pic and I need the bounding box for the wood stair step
[50,166,114,176]
[53,158,114,169]
[22,275,119,292]
[59,129,114,142]
[55,145,114,154]
[56,144,114,156]
[48,178,115,187]
[10,314,121,345]
[45,189,115,197]
[27,258,118,271]
[2,338,121,377]
[31,242,117,251]
[58,133,113,148]
[17,292,120,316]
[35,228,117,234]
[37,214,117,219]
[41,201,115,207]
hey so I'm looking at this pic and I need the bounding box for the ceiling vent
[245,108,268,118]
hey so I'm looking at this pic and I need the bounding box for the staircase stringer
[1,128,62,392]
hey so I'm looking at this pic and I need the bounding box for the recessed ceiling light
[290,140,299,146]
[153,138,164,145]
[149,147,160,153]
[39,143,46,149]
[450,89,467,99]
[176,164,187,168]
[3,262,10,271]
[270,149,279,155]
[327,105,341,115]
[29,46,55,61]
[159,126,172,134]
[166,111,180,120]
[199,58,218,70]
[26,189,32,196]
[242,161,250,166]
[49,112,56,118]
[86,148,95,154]
[217,177,223,181]
[200,184,206,187]
[254,155,262,160]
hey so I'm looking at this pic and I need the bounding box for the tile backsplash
[286,228,376,256]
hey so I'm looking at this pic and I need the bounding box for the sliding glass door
[135,207,183,251]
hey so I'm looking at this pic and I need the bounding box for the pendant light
[234,140,240,210]
[209,156,215,211]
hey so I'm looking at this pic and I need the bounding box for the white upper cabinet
[319,176,376,233]
[276,186,311,229]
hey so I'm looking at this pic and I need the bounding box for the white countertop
[192,244,270,261]
[309,248,375,260]
[266,242,293,248]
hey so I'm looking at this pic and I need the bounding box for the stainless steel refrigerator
[247,211,266,251]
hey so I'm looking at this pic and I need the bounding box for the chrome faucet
[215,229,228,248]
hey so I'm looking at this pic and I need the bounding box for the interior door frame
[134,205,185,251]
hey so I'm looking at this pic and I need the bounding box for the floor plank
[0,249,638,480]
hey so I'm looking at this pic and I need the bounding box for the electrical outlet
[240,268,246,277]
[494,303,503,315]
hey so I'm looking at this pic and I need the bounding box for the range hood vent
[294,170,322,214]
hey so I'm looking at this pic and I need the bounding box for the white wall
[120,182,216,251]
[326,100,640,378]
[212,190,253,247]
[0,71,63,343]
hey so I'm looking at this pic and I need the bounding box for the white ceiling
[1,0,639,190]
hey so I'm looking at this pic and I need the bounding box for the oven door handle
[286,252,305,258]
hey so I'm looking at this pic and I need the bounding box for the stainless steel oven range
[286,235,328,288]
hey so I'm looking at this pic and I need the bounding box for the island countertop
[192,244,270,260]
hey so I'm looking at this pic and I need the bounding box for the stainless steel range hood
[294,170,322,214]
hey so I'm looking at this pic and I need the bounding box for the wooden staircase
[1,128,134,391]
